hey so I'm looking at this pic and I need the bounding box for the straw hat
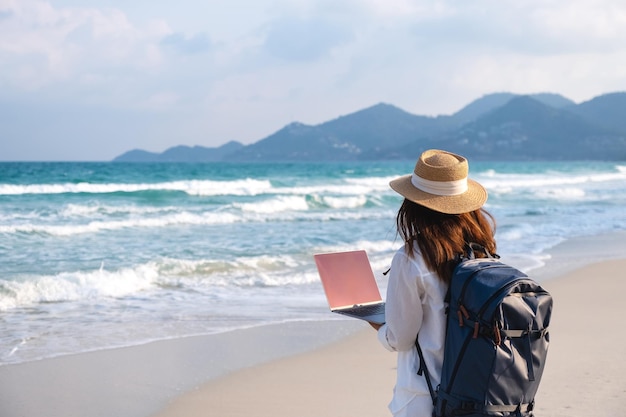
[389,149,487,214]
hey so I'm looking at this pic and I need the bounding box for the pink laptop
[314,250,386,324]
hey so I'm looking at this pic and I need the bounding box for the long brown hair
[396,199,496,283]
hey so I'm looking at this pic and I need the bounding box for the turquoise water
[1,160,625,364]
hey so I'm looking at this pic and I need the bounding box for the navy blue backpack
[417,244,553,417]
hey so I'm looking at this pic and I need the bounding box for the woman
[371,149,496,417]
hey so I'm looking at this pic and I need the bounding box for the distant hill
[228,103,453,161]
[112,92,626,162]
[566,92,626,133]
[449,92,575,125]
[113,141,244,162]
[113,149,161,162]
[385,96,626,160]
[317,103,452,150]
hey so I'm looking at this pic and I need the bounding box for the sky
[1,0,625,161]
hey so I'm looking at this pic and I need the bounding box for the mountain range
[113,92,626,162]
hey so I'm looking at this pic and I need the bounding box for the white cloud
[1,0,626,160]
[0,0,170,94]
[408,1,626,55]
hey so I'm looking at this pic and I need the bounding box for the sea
[1,160,625,365]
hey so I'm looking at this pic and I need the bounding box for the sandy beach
[1,232,625,417]
[152,258,626,417]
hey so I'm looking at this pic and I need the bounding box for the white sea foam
[0,211,241,236]
[156,255,308,286]
[279,184,372,196]
[312,239,398,258]
[274,176,394,197]
[478,169,626,192]
[0,179,273,196]
[184,179,273,196]
[321,195,368,209]
[345,176,397,188]
[0,205,395,236]
[534,187,586,200]
[234,196,309,213]
[0,253,327,311]
[0,177,395,201]
[0,265,159,310]
[60,203,179,217]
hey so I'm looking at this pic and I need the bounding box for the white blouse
[377,245,448,417]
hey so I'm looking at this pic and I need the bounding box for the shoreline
[525,229,626,281]
[0,319,366,417]
[1,230,625,417]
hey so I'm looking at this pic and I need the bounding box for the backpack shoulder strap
[415,337,437,405]
[465,242,500,260]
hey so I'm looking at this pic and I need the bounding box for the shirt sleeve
[377,249,425,352]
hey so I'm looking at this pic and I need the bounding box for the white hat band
[411,173,468,196]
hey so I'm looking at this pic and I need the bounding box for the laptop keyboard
[341,303,385,317]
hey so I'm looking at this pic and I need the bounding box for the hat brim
[389,174,487,214]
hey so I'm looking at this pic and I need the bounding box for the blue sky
[1,0,625,161]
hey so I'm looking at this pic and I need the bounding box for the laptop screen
[314,250,382,309]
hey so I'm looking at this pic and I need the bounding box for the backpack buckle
[460,401,476,411]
